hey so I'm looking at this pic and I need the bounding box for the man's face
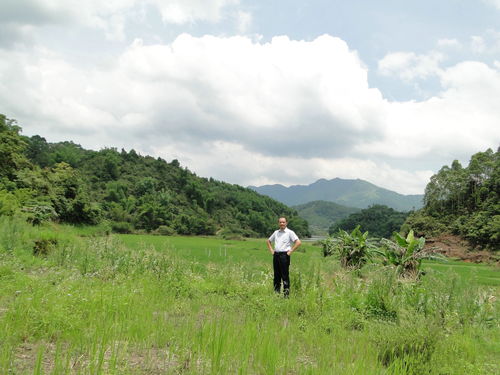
[278,218,287,230]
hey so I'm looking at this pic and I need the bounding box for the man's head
[278,217,287,230]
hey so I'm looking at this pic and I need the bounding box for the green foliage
[153,225,176,236]
[0,190,21,216]
[321,236,337,257]
[413,148,499,249]
[400,210,447,237]
[379,230,445,278]
[323,225,376,268]
[0,115,30,183]
[252,177,423,210]
[1,226,498,374]
[375,318,440,374]
[33,237,58,256]
[329,204,410,238]
[293,200,360,235]
[0,114,309,237]
[22,202,58,225]
[110,221,133,234]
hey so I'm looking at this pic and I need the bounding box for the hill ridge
[249,178,423,211]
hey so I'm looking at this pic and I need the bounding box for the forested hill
[249,178,423,211]
[404,148,499,250]
[0,114,309,237]
[293,200,360,235]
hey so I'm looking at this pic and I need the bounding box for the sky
[1,0,499,195]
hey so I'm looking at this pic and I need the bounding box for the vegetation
[329,204,410,239]
[377,230,445,278]
[0,218,498,374]
[403,148,499,250]
[1,113,499,373]
[322,226,376,269]
[323,226,443,278]
[0,114,309,237]
[251,178,423,210]
[293,200,360,235]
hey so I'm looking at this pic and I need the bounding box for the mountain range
[249,178,423,212]
[291,200,361,235]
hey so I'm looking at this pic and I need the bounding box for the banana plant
[324,226,377,269]
[379,230,445,278]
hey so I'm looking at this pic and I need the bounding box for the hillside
[329,204,410,239]
[0,114,310,237]
[249,178,423,211]
[403,148,499,250]
[293,200,360,235]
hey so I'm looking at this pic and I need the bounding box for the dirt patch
[13,342,56,374]
[425,233,498,264]
[11,341,182,374]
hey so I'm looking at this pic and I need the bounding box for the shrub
[154,225,176,236]
[33,238,58,256]
[378,230,445,278]
[326,226,377,269]
[401,211,447,237]
[320,236,337,257]
[22,201,58,225]
[111,221,133,234]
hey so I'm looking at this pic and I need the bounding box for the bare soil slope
[426,233,498,263]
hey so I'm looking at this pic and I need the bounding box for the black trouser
[273,252,290,296]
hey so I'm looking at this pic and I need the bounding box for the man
[267,217,301,296]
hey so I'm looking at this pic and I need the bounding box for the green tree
[406,147,499,249]
[329,205,409,238]
[0,114,30,183]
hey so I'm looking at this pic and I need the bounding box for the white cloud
[0,0,136,34]
[378,51,444,81]
[484,0,500,10]
[235,10,252,33]
[358,61,500,164]
[1,34,499,195]
[151,141,433,194]
[150,0,239,24]
[437,38,461,48]
[0,0,242,44]
[109,34,386,158]
[471,35,486,53]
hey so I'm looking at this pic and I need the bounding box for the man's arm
[287,239,301,256]
[266,239,275,254]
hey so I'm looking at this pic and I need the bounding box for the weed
[0,223,498,374]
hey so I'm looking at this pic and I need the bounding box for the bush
[321,237,336,257]
[218,225,257,239]
[378,230,445,278]
[33,238,58,256]
[111,221,133,234]
[154,225,176,236]
[328,226,376,269]
[401,211,447,237]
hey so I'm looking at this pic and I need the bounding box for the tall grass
[0,217,498,374]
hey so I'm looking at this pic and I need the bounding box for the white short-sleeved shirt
[268,228,299,252]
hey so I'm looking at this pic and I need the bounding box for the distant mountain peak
[249,178,423,211]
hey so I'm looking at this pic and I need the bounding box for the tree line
[329,204,410,239]
[404,148,499,250]
[0,114,310,237]
[330,148,499,251]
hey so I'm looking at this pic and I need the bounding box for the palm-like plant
[379,230,445,278]
[323,226,376,269]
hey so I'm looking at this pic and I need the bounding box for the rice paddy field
[0,217,499,374]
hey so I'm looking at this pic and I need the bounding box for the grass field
[0,217,499,374]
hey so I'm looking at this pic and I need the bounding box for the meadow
[0,217,499,374]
